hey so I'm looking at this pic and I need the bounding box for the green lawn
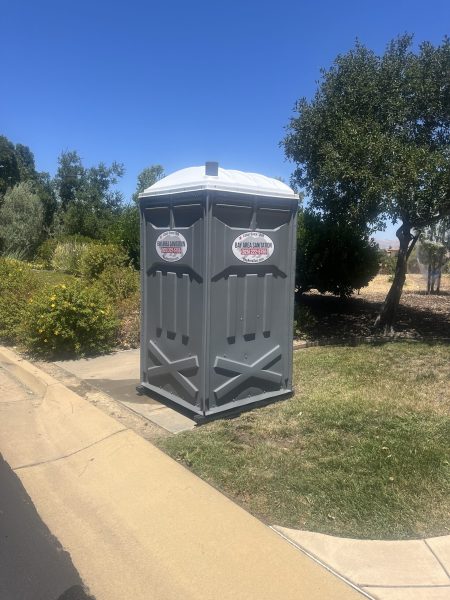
[31,269,76,287]
[159,342,450,539]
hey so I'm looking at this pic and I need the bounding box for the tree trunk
[374,223,419,334]
[431,260,436,294]
[435,249,446,294]
[436,263,442,294]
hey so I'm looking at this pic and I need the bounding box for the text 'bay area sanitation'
[232,231,275,264]
[156,230,188,262]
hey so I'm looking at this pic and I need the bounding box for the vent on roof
[205,161,219,176]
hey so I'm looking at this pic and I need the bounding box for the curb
[0,345,116,425]
[270,527,375,600]
[0,346,60,397]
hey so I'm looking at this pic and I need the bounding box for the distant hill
[373,238,400,250]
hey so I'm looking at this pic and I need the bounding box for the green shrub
[105,205,140,268]
[36,238,59,269]
[35,235,98,271]
[79,243,128,280]
[52,240,90,274]
[96,265,139,302]
[378,251,398,276]
[116,291,140,349]
[0,259,36,343]
[296,210,380,297]
[22,280,118,358]
[1,247,29,261]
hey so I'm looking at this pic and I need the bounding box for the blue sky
[2,0,449,242]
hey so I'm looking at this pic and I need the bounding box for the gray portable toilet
[138,162,298,419]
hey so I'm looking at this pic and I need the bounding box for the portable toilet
[138,162,298,419]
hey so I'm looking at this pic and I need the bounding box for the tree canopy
[0,182,44,259]
[0,136,167,269]
[53,150,125,238]
[0,136,21,198]
[0,137,58,231]
[283,35,450,331]
[132,164,164,203]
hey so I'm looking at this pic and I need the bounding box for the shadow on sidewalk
[0,454,95,600]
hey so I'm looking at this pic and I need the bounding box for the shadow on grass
[404,289,450,297]
[297,292,450,344]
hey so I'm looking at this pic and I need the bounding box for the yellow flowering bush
[23,280,118,358]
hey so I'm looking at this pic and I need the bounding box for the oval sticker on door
[232,232,274,264]
[156,231,187,262]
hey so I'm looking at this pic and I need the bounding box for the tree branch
[406,232,421,260]
[412,204,450,230]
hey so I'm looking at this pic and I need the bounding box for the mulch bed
[297,288,450,342]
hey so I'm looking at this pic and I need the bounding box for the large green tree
[106,205,141,267]
[15,143,36,181]
[0,136,58,231]
[0,182,44,258]
[0,136,21,198]
[132,164,164,203]
[107,165,165,267]
[54,151,125,238]
[35,171,58,230]
[14,142,58,230]
[283,35,450,332]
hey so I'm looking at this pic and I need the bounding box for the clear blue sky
[2,0,449,241]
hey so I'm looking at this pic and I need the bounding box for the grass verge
[159,342,450,539]
[31,270,76,287]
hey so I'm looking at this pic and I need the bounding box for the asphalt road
[0,453,95,600]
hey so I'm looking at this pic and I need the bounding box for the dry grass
[363,274,450,295]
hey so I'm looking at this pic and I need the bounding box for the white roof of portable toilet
[139,163,298,199]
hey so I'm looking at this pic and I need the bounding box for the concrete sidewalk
[54,349,196,434]
[0,346,363,600]
[275,528,450,600]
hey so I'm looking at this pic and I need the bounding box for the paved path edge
[271,526,375,599]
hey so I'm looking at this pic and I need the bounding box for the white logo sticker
[156,231,187,262]
[232,232,274,264]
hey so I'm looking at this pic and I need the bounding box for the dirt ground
[298,274,450,341]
